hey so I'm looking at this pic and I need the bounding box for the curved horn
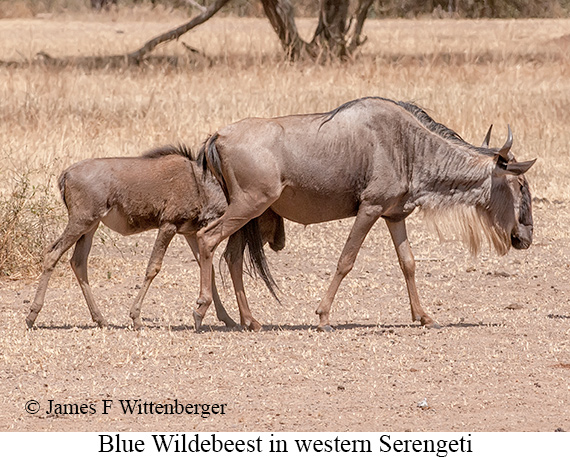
[481,124,493,148]
[498,125,513,160]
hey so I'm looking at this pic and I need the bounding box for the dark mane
[395,101,466,144]
[141,144,194,160]
[519,178,533,226]
[321,97,487,154]
[397,101,500,157]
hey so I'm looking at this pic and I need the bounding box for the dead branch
[126,0,231,64]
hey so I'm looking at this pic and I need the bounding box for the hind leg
[70,223,107,327]
[225,232,262,331]
[129,223,176,330]
[26,221,95,328]
[196,199,272,315]
[184,234,237,330]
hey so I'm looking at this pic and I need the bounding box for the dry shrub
[0,167,63,278]
[0,1,34,18]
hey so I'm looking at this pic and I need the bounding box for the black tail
[223,218,280,303]
[198,132,228,200]
[202,132,279,300]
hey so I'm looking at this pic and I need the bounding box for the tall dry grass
[1,11,569,277]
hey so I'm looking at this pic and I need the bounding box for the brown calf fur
[26,145,284,330]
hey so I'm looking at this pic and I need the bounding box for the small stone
[417,398,428,409]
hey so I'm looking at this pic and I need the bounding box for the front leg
[129,223,176,330]
[385,219,440,328]
[195,224,221,330]
[315,205,381,332]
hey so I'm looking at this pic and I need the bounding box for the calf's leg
[224,234,262,331]
[70,224,107,327]
[129,223,177,329]
[196,198,272,318]
[184,234,237,330]
[26,221,97,328]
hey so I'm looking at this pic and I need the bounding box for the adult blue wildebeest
[196,97,536,331]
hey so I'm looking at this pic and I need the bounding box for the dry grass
[1,14,569,274]
[1,10,570,433]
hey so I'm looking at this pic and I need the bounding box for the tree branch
[126,0,231,64]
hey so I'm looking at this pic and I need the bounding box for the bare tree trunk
[91,0,117,10]
[260,0,311,60]
[312,0,350,58]
[126,0,231,64]
[260,0,373,61]
[345,0,374,54]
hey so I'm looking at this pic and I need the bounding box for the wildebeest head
[486,125,536,251]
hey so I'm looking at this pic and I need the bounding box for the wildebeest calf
[26,145,284,330]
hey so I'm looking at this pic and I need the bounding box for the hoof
[92,315,108,328]
[131,319,143,331]
[220,316,238,328]
[193,310,204,332]
[317,324,335,333]
[240,318,262,332]
[247,320,262,332]
[25,310,39,329]
[421,317,441,329]
[196,296,210,307]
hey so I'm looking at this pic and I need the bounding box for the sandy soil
[1,202,569,432]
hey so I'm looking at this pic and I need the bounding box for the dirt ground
[1,201,569,432]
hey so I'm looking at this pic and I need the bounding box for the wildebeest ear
[505,159,537,175]
[495,158,537,176]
